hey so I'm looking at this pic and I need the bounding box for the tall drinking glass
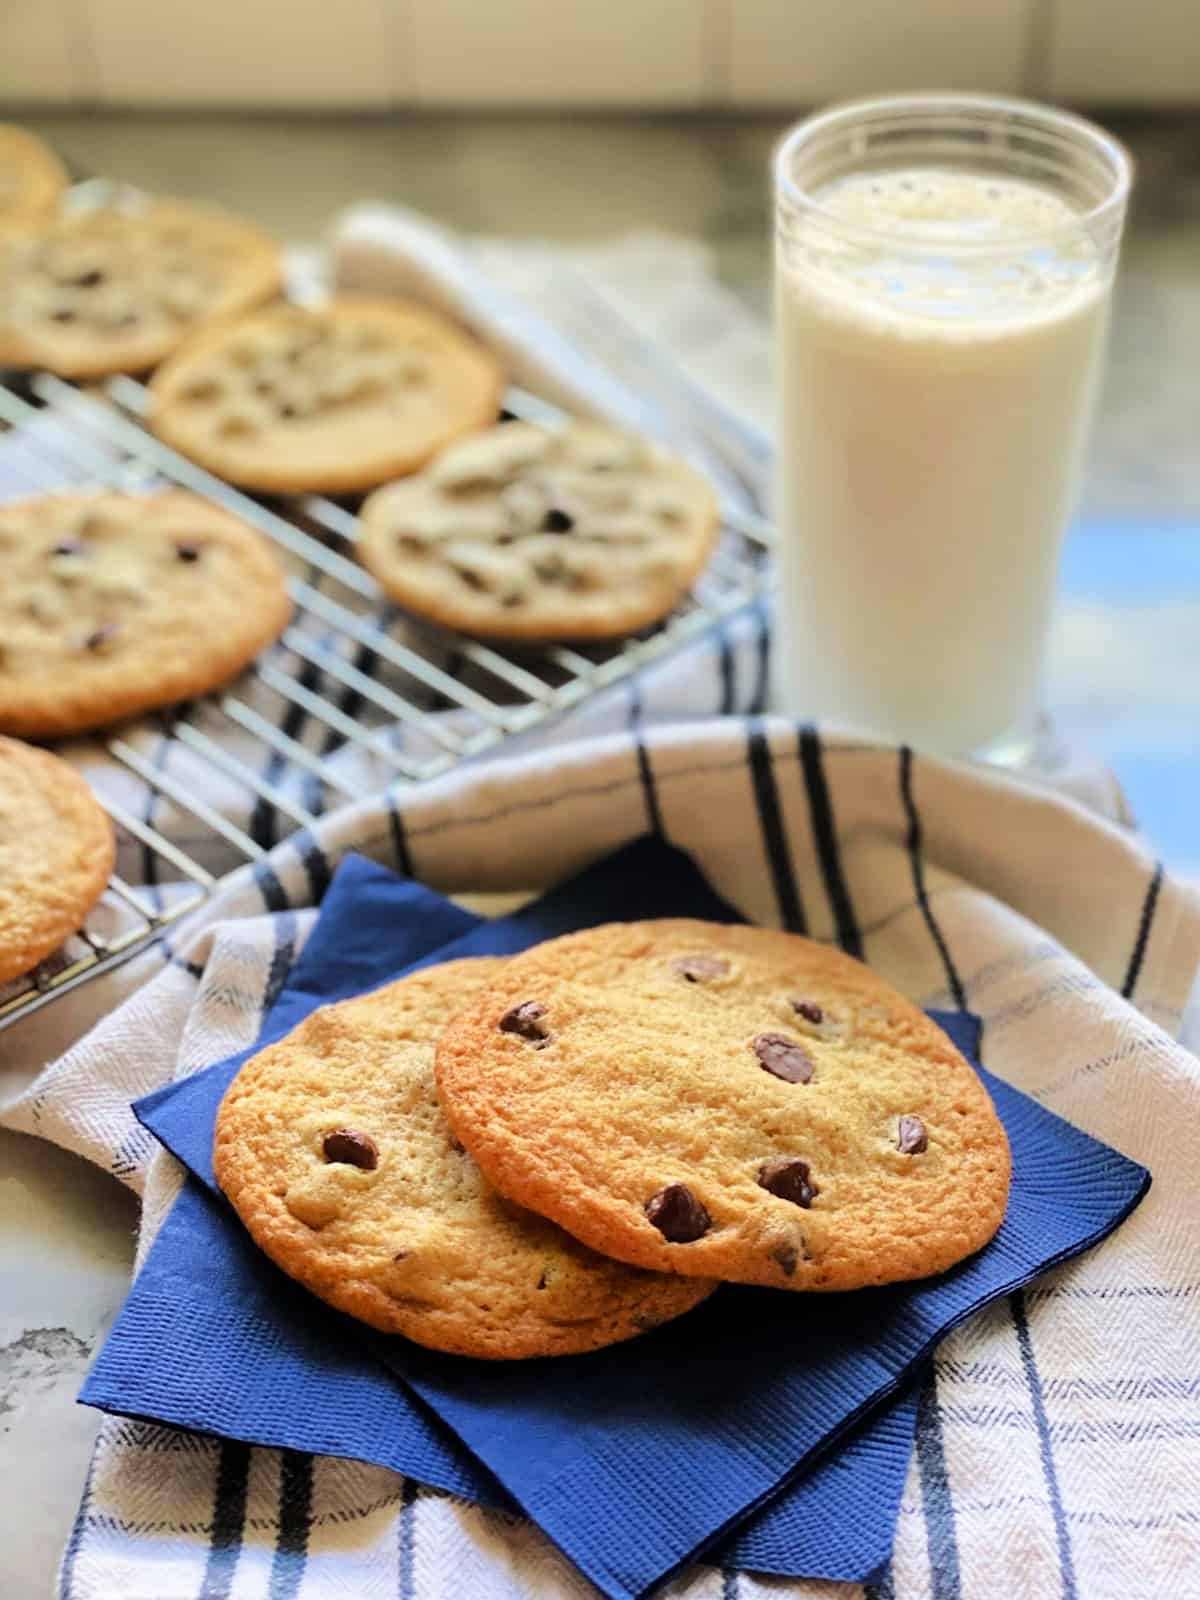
[772,93,1131,761]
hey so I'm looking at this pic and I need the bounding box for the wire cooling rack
[0,349,771,1028]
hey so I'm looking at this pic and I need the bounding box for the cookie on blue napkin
[116,845,1149,1600]
[437,918,1012,1292]
[214,954,715,1359]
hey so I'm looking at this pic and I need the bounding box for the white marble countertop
[1,1126,137,1597]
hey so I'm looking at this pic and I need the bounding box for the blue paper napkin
[89,842,1149,1600]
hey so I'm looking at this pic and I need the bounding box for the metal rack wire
[0,301,771,1031]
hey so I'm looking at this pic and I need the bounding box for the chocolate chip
[49,308,76,323]
[536,1271,549,1291]
[542,507,574,533]
[644,1183,711,1243]
[392,1249,410,1262]
[672,954,730,983]
[771,1243,799,1277]
[897,1115,928,1154]
[279,403,298,419]
[51,538,84,557]
[454,565,486,592]
[175,541,202,563]
[790,998,824,1025]
[499,1000,550,1043]
[752,1033,814,1084]
[322,1128,379,1170]
[758,1156,819,1208]
[73,269,105,288]
[83,622,119,652]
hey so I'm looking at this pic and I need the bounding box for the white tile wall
[725,0,1036,103]
[1,0,1196,108]
[1048,0,1200,104]
[0,0,80,103]
[408,0,713,106]
[82,0,399,107]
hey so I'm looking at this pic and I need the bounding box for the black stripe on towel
[250,649,327,851]
[267,1450,314,1600]
[385,788,414,878]
[627,675,665,838]
[290,828,332,905]
[305,632,385,816]
[746,718,807,933]
[898,747,966,1011]
[863,1560,896,1600]
[1010,1290,1079,1599]
[197,1441,252,1600]
[747,601,771,714]
[914,1369,962,1600]
[139,723,172,911]
[57,1439,99,1600]
[253,859,290,915]
[397,1478,419,1598]
[261,912,298,1015]
[721,1570,740,1600]
[1121,860,1163,1001]
[716,616,737,714]
[798,724,863,957]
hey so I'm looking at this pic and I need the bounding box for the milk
[774,168,1112,757]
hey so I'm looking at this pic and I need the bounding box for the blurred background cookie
[0,490,292,738]
[148,297,504,495]
[0,199,281,377]
[0,124,68,221]
[0,736,114,985]
[357,421,719,641]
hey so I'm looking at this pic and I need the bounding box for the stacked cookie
[215,920,1011,1360]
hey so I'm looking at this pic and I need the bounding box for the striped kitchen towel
[85,842,1144,1600]
[3,718,1199,1598]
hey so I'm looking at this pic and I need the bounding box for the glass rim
[774,91,1133,255]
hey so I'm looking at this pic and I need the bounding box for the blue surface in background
[1054,521,1200,875]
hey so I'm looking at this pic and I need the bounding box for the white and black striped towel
[4,718,1200,1599]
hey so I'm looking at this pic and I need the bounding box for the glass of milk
[773,93,1131,761]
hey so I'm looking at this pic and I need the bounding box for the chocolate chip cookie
[214,957,714,1359]
[149,298,504,496]
[435,920,1011,1292]
[0,124,68,221]
[0,736,114,985]
[0,491,291,738]
[356,422,720,641]
[0,200,281,378]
